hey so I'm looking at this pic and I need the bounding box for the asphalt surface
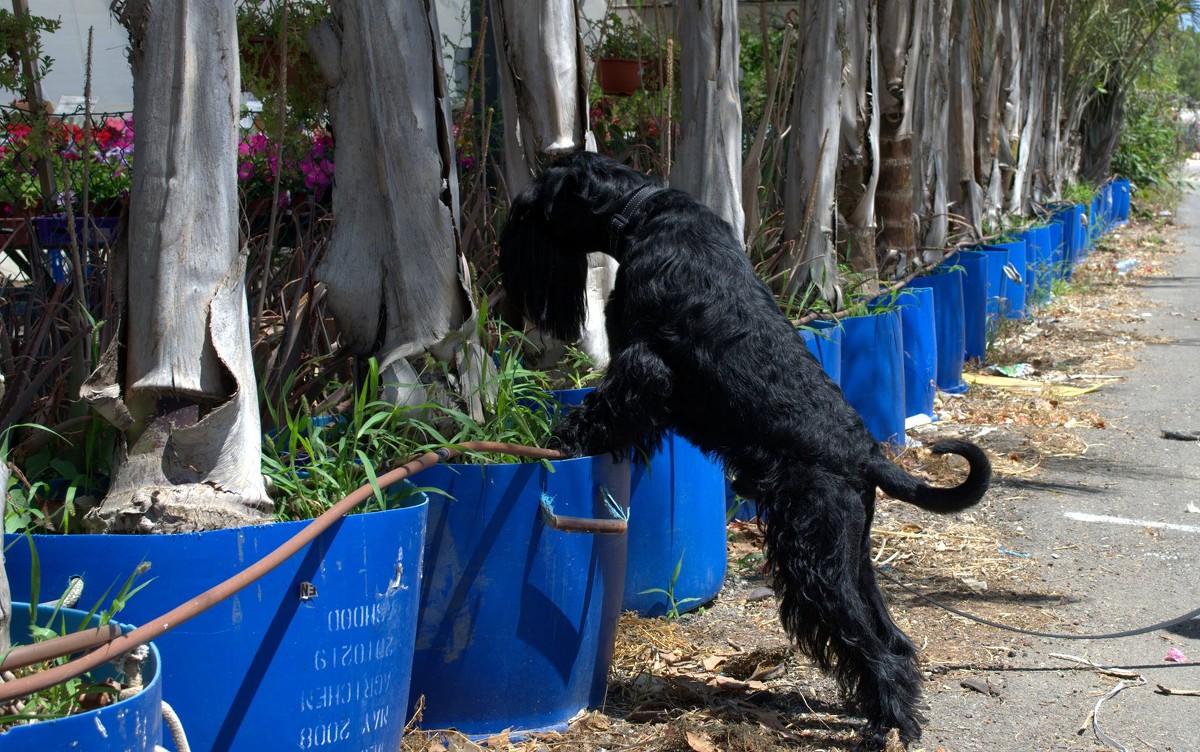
[923,185,1200,751]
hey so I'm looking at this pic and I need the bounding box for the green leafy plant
[425,324,561,459]
[0,8,60,97]
[262,358,429,522]
[639,552,701,621]
[2,420,117,535]
[1113,82,1190,210]
[725,494,752,523]
[1061,180,1098,204]
[549,345,603,390]
[589,12,658,60]
[236,0,329,131]
[262,324,566,520]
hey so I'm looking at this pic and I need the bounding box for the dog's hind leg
[761,480,923,747]
[552,340,673,457]
[856,490,924,743]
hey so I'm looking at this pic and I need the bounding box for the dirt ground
[402,215,1194,752]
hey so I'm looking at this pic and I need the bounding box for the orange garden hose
[0,442,563,704]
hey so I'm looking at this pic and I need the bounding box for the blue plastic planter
[1021,226,1049,306]
[839,308,906,445]
[907,272,967,394]
[1052,204,1085,276]
[976,246,1008,331]
[939,251,988,363]
[551,388,727,618]
[1048,220,1066,282]
[982,240,1027,320]
[625,433,728,616]
[4,604,162,750]
[798,318,843,384]
[1113,178,1131,224]
[407,455,629,736]
[892,287,938,422]
[5,495,428,752]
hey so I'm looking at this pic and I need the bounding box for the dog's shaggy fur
[500,151,991,747]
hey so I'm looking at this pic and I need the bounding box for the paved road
[924,188,1200,752]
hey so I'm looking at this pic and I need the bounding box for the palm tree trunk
[837,0,880,279]
[491,0,614,366]
[309,0,484,413]
[84,0,272,533]
[876,0,917,271]
[780,0,843,306]
[913,0,953,258]
[672,0,744,242]
[948,0,983,236]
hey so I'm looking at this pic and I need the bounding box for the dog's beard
[499,207,589,342]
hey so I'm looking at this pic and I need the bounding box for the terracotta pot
[595,58,643,96]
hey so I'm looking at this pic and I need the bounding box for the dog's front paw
[546,431,586,459]
[550,413,590,458]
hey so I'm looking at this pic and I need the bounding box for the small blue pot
[1112,178,1132,224]
[550,388,727,619]
[892,287,938,421]
[6,492,428,752]
[4,604,162,751]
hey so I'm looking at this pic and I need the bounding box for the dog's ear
[499,175,588,343]
[537,163,579,225]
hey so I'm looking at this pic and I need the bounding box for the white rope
[160,700,191,752]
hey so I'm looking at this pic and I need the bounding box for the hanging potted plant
[590,13,654,97]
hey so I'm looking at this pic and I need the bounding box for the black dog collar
[608,184,662,255]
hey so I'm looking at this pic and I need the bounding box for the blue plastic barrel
[407,455,629,736]
[1021,226,1048,306]
[5,495,428,752]
[4,604,162,750]
[1090,193,1103,251]
[1052,204,1085,276]
[798,318,843,384]
[939,251,988,362]
[982,239,1027,320]
[1113,178,1131,224]
[1047,218,1067,283]
[839,308,906,445]
[625,433,728,616]
[977,246,1008,330]
[893,287,937,421]
[551,388,727,618]
[907,271,967,394]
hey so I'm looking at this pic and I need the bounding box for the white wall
[13,0,613,113]
[17,0,133,111]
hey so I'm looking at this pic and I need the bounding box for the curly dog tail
[870,439,991,514]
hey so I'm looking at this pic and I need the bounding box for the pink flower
[1165,648,1188,663]
[247,133,270,156]
[238,161,255,180]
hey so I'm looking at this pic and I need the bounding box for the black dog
[500,151,990,747]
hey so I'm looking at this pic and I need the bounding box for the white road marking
[1064,511,1200,534]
